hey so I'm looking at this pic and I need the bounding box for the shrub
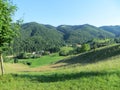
[14,57,18,63]
[49,47,60,53]
[59,50,69,56]
[16,52,42,59]
[31,54,41,58]
[26,62,31,65]
[81,44,90,52]
[75,47,82,53]
[16,52,29,59]
[42,51,50,55]
[59,47,74,56]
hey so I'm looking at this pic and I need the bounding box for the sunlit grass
[18,53,65,67]
[0,44,120,90]
[1,55,120,90]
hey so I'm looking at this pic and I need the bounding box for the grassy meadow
[0,44,120,90]
[18,53,65,67]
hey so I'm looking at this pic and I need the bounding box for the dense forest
[100,25,120,37]
[12,22,64,53]
[57,24,115,43]
[11,22,120,54]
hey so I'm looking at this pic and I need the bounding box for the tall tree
[0,0,19,75]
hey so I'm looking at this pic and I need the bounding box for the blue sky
[13,0,120,26]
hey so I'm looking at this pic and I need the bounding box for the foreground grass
[0,69,120,90]
[0,44,120,90]
[1,55,120,90]
[0,73,119,90]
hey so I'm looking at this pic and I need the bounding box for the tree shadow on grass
[55,44,120,66]
[12,70,120,83]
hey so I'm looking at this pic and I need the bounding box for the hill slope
[57,24,115,43]
[13,22,64,52]
[55,44,120,66]
[100,25,120,37]
[13,22,116,53]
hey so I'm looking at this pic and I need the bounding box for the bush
[14,57,18,63]
[16,52,26,59]
[59,50,69,56]
[75,47,82,53]
[49,47,60,53]
[16,52,42,59]
[26,62,31,65]
[81,44,90,52]
[59,47,74,56]
[31,54,41,58]
[59,49,77,56]
[16,52,30,59]
[42,51,50,55]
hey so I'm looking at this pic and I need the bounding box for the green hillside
[57,24,115,43]
[13,22,64,53]
[100,25,120,37]
[12,22,117,53]
[55,44,120,66]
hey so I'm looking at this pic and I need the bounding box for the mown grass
[0,44,120,90]
[19,53,65,67]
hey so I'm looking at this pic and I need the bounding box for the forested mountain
[13,22,64,53]
[57,24,115,43]
[100,26,120,37]
[13,22,117,53]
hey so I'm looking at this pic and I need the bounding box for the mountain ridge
[13,22,120,53]
[100,25,120,37]
[20,22,119,43]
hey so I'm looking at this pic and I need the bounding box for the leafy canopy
[0,0,19,52]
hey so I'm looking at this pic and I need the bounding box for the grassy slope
[0,44,120,90]
[18,53,65,67]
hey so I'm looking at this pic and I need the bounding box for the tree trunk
[0,53,4,75]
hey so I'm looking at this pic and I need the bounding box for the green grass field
[0,44,120,90]
[18,53,65,67]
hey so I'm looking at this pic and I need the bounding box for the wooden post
[0,53,4,75]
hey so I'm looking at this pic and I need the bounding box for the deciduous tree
[0,0,20,75]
